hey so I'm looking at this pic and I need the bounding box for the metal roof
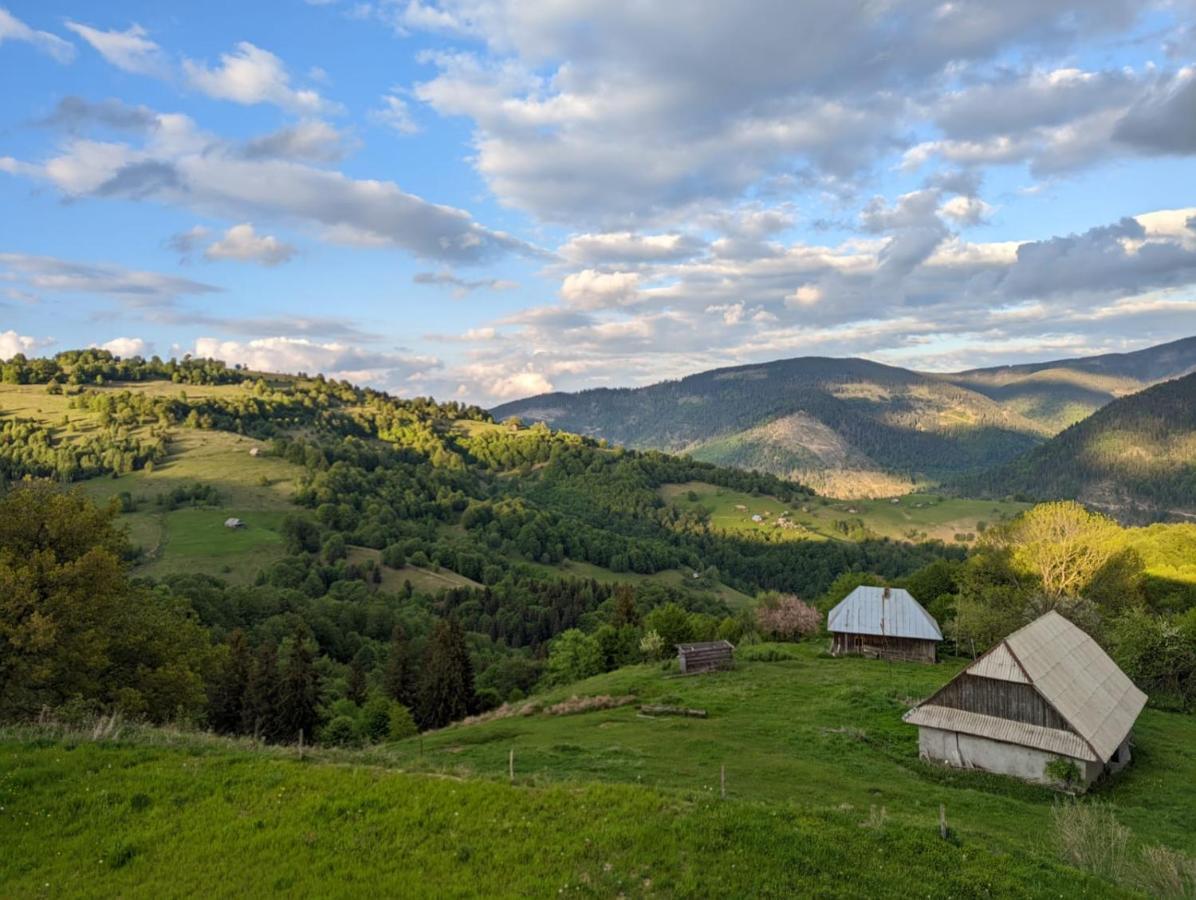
[675,640,734,652]
[903,704,1098,761]
[826,586,943,641]
[1002,611,1147,764]
[907,611,1146,764]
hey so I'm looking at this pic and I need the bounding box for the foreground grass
[384,644,1196,866]
[0,734,1120,898]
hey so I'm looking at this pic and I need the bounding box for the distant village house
[904,611,1147,790]
[827,586,942,663]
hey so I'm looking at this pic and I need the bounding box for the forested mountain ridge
[958,371,1196,520]
[492,337,1196,495]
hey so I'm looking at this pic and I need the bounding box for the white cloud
[8,106,536,264]
[559,232,704,265]
[940,195,995,225]
[64,21,167,76]
[371,92,419,134]
[0,330,45,360]
[559,269,641,309]
[191,336,440,385]
[95,337,150,357]
[0,8,74,62]
[486,369,554,399]
[203,223,296,266]
[0,252,219,305]
[241,120,349,162]
[183,42,332,113]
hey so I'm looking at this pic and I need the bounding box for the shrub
[1045,757,1082,789]
[739,645,799,663]
[639,629,665,660]
[1052,802,1131,884]
[322,716,361,747]
[387,704,418,740]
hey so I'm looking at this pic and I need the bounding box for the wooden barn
[904,611,1147,789]
[676,640,734,674]
[827,586,942,663]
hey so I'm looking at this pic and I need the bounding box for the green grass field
[661,481,1030,543]
[376,642,1196,867]
[517,559,755,609]
[0,731,1121,899]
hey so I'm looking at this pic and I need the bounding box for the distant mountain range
[956,370,1196,520]
[492,336,1196,498]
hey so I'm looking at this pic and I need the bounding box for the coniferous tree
[210,629,253,734]
[416,618,475,730]
[346,654,368,706]
[243,642,281,740]
[277,625,321,743]
[383,624,416,707]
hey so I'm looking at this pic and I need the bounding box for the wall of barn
[831,633,936,663]
[917,727,1102,787]
[931,674,1071,730]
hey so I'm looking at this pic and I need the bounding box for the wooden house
[827,586,941,663]
[676,640,734,674]
[904,611,1147,789]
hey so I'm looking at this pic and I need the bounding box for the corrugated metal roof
[967,643,1029,683]
[826,586,943,641]
[903,704,1098,761]
[1003,611,1147,764]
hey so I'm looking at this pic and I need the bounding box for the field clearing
[662,481,1030,543]
[347,546,485,593]
[384,642,1196,869]
[516,559,755,609]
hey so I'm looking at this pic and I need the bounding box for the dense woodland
[958,371,1196,516]
[2,351,1196,749]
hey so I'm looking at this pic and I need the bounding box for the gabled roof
[905,611,1147,763]
[827,586,942,641]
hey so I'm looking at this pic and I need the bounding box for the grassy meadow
[661,481,1030,543]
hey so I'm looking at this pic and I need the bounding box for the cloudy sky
[2,1,1195,403]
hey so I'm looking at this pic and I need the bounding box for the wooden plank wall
[831,633,936,663]
[679,647,733,674]
[932,674,1071,730]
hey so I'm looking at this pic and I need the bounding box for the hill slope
[493,338,1196,495]
[959,371,1196,519]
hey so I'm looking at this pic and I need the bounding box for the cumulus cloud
[183,42,333,113]
[0,7,74,62]
[95,336,150,357]
[559,269,642,309]
[64,21,167,76]
[6,105,537,264]
[558,232,705,265]
[486,368,554,399]
[39,96,158,133]
[1114,67,1196,154]
[0,330,46,360]
[203,223,296,266]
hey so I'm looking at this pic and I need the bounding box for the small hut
[249,447,260,457]
[224,517,244,529]
[827,586,941,662]
[676,640,734,674]
[904,611,1147,789]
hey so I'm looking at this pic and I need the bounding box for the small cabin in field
[249,447,260,457]
[677,640,734,674]
[224,517,244,529]
[827,586,942,663]
[904,611,1147,790]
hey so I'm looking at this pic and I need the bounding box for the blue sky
[2,1,1195,403]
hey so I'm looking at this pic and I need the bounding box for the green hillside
[959,371,1196,520]
[492,337,1196,495]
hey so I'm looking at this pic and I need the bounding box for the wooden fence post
[509,749,515,783]
[298,729,305,760]
[939,804,947,839]
[720,764,726,800]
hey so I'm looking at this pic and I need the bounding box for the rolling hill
[492,337,1196,496]
[958,371,1196,520]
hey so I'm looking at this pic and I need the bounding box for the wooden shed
[904,611,1147,789]
[827,586,941,663]
[676,640,734,674]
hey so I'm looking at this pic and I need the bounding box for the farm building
[827,586,942,662]
[224,517,244,529]
[904,611,1147,789]
[676,640,734,674]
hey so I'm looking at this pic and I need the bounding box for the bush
[1052,802,1131,884]
[388,703,418,740]
[739,645,799,663]
[322,715,361,747]
[1044,757,1082,789]
[360,696,392,743]
[639,629,665,660]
